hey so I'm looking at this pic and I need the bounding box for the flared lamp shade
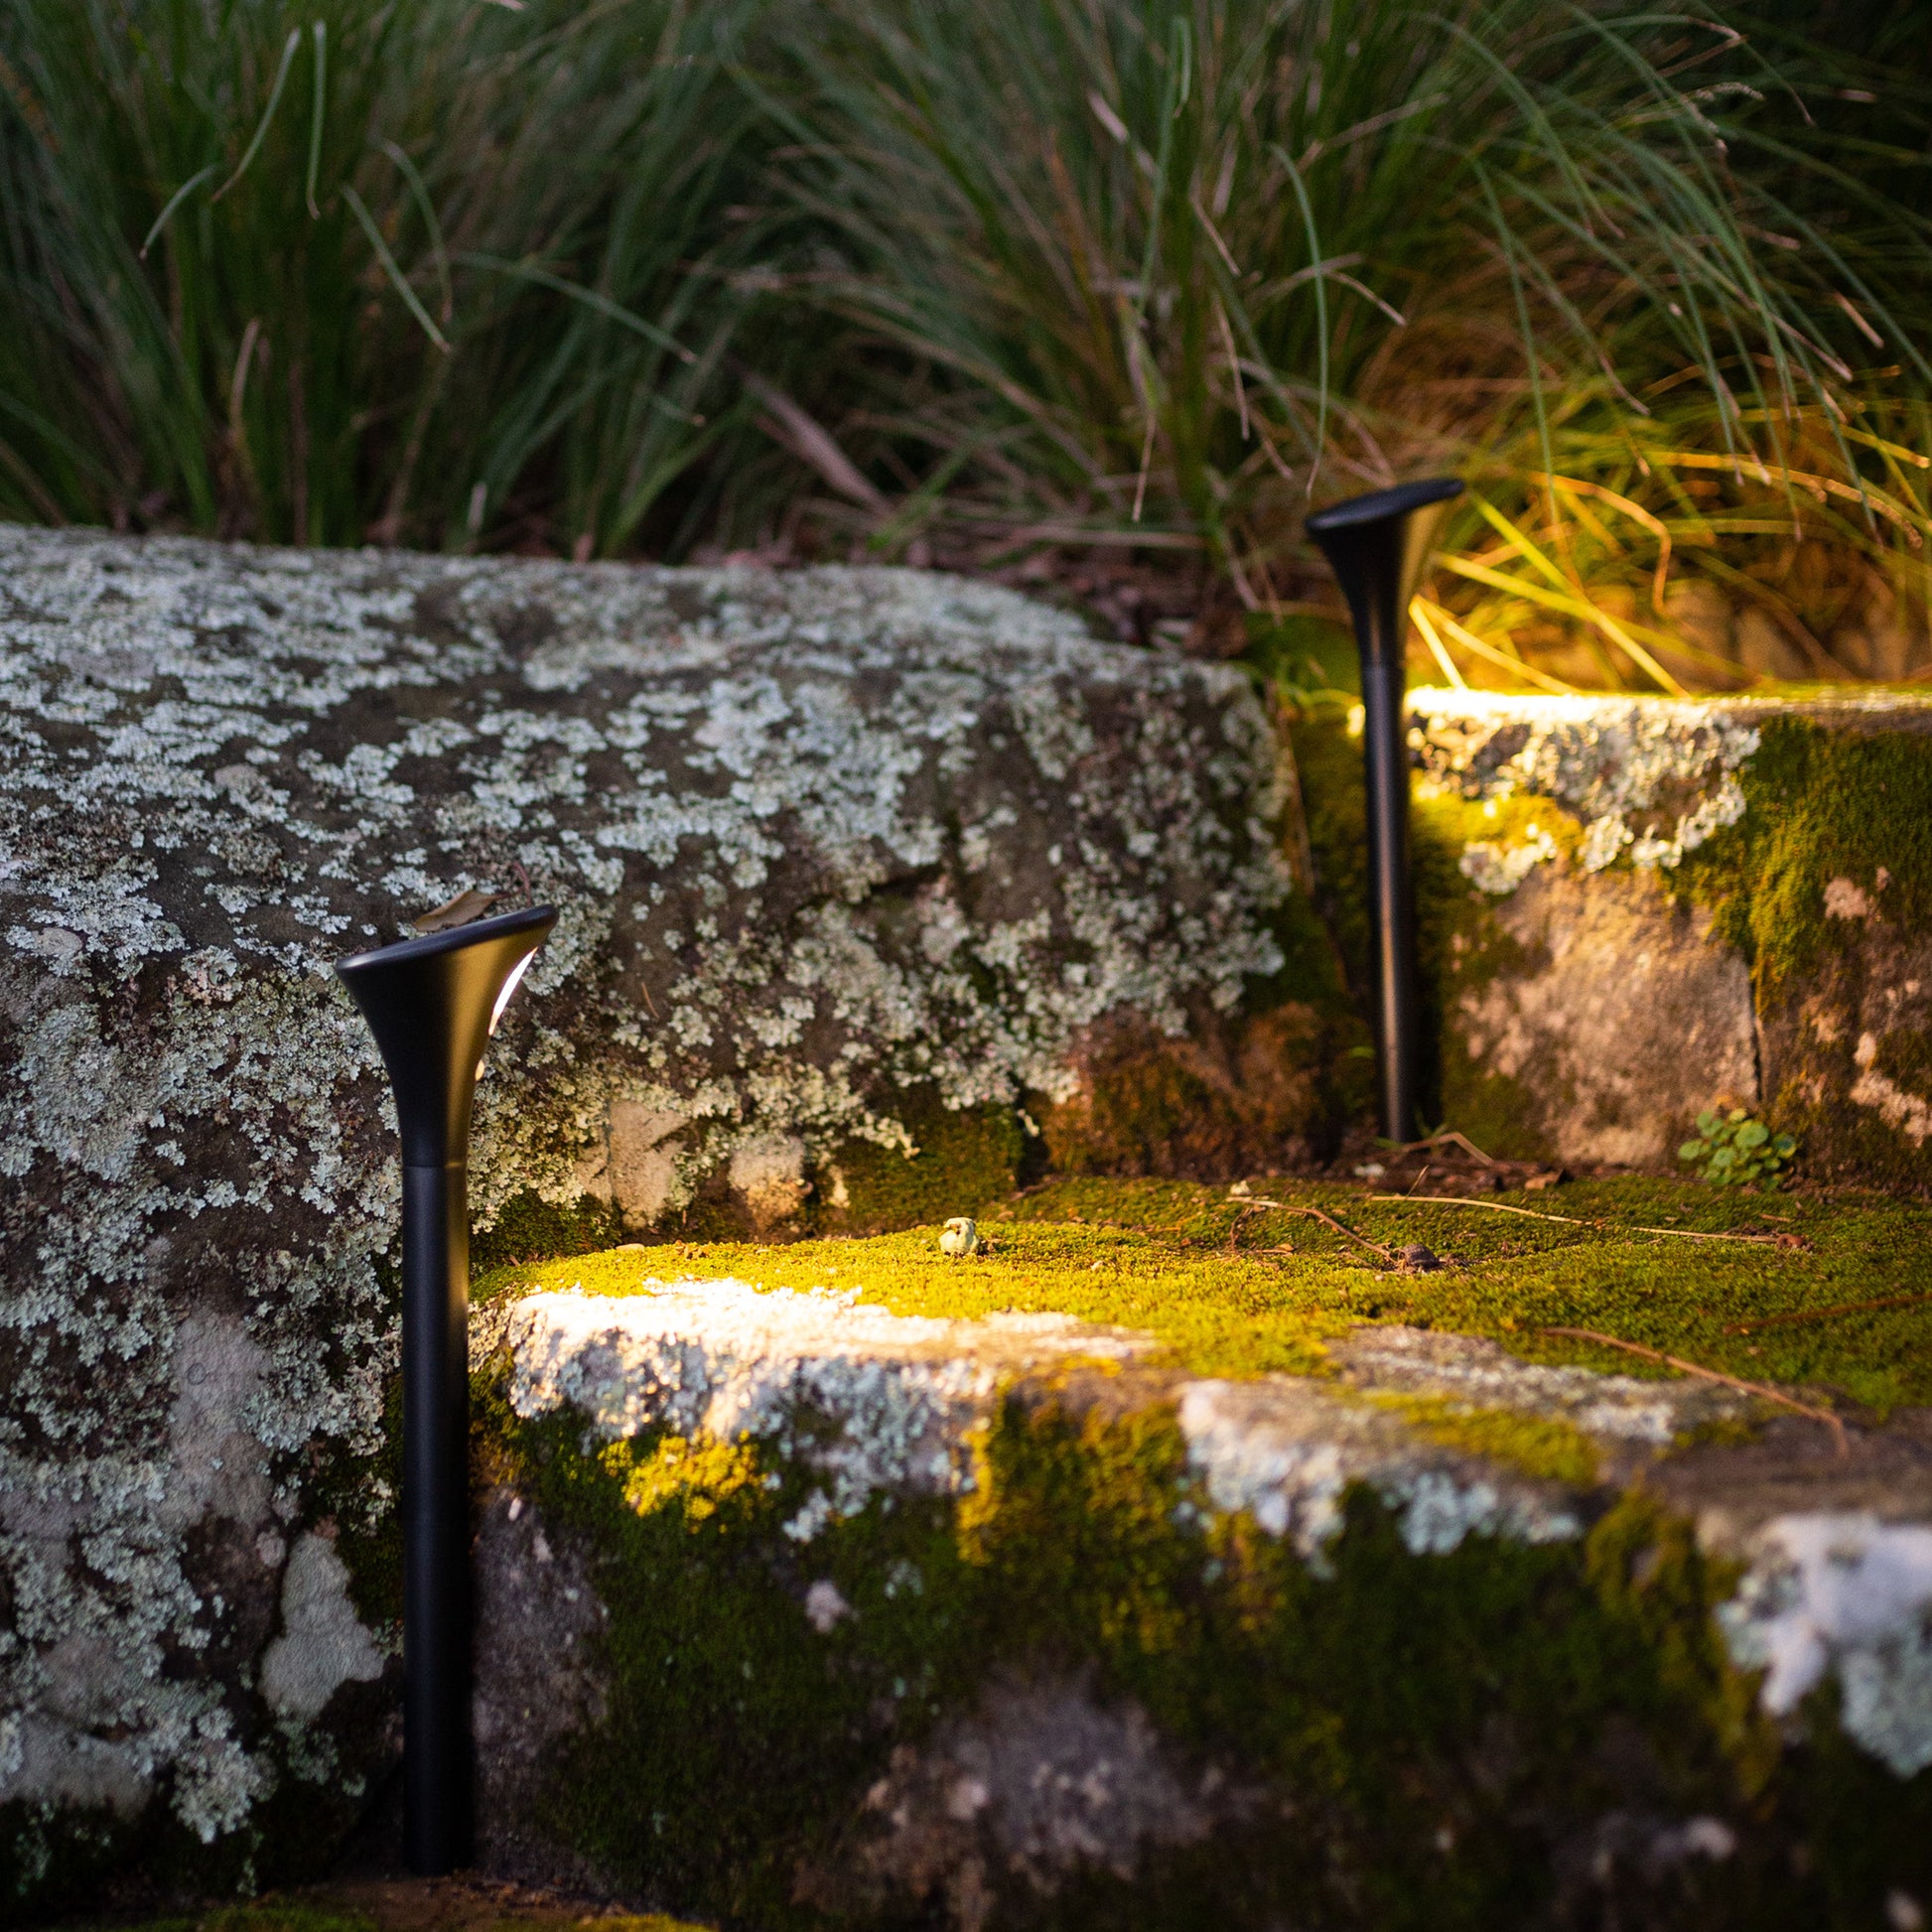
[1305,477,1464,669]
[337,904,558,1167]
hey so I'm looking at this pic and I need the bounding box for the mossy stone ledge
[442,1190,1932,1930]
[1295,686,1932,1184]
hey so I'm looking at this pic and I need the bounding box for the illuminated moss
[482,1173,1932,1408]
[1370,1394,1599,1486]
[1679,717,1932,993]
[813,1097,1026,1235]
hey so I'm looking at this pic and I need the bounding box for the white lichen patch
[0,525,1291,1869]
[1410,688,1760,878]
[1331,1326,1749,1447]
[1457,823,1558,897]
[1175,1376,1585,1562]
[481,1282,1147,1529]
[258,1533,386,1723]
[1719,1512,1932,1777]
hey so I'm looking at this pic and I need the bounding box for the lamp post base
[402,1159,473,1877]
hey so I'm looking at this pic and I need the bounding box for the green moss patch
[814,1098,1025,1235]
[482,1173,1932,1414]
[1680,716,1932,993]
[473,1188,621,1276]
[1369,1394,1600,1486]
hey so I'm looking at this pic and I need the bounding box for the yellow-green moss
[482,1173,1932,1409]
[1370,1394,1599,1486]
[1680,716,1932,994]
[813,1097,1025,1234]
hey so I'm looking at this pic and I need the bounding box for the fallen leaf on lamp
[411,887,498,935]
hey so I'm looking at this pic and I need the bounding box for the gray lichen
[480,1281,1147,1535]
[1410,688,1761,884]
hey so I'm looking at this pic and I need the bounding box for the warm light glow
[489,946,537,1035]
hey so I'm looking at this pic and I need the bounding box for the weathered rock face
[1400,689,1932,1180]
[460,1271,1932,1928]
[0,525,1295,1902]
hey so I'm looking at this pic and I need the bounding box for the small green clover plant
[1678,1109,1797,1187]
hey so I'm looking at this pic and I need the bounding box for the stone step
[455,1251,1932,1925]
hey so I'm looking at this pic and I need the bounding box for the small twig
[1725,1291,1932,1335]
[1237,1195,1396,1265]
[1371,1195,1781,1244]
[1392,1129,1497,1167]
[1539,1325,1849,1455]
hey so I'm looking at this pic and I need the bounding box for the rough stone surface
[1409,687,1932,1174]
[797,1674,1232,1931]
[0,525,1291,1889]
[478,1281,1149,1538]
[1330,1326,1750,1455]
[1174,1374,1587,1559]
[1447,862,1758,1168]
[486,1278,1932,1795]
[471,1488,609,1876]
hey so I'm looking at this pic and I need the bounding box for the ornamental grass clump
[0,1,1927,690]
[0,0,769,553]
[765,0,1932,681]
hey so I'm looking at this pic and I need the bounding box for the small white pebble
[939,1216,979,1257]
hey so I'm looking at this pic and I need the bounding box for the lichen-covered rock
[465,1270,1932,1929]
[1394,689,1932,1178]
[0,524,1296,1908]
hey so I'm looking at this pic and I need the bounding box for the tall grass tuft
[0,0,1926,687]
[765,0,1932,684]
[0,0,767,551]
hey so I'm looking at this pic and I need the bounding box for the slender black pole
[336,903,556,1876]
[1306,479,1462,1142]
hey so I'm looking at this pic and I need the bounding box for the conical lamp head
[1306,478,1463,666]
[337,904,557,1167]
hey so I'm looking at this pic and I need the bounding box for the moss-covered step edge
[438,1176,1930,1930]
[1291,687,1932,1186]
[16,1176,1932,1927]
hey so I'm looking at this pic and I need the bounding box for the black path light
[1306,478,1464,1143]
[337,902,557,1875]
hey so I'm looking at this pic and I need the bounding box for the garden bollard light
[336,902,557,1875]
[1306,478,1463,1142]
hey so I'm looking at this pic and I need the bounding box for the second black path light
[336,901,557,1876]
[1306,478,1463,1143]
